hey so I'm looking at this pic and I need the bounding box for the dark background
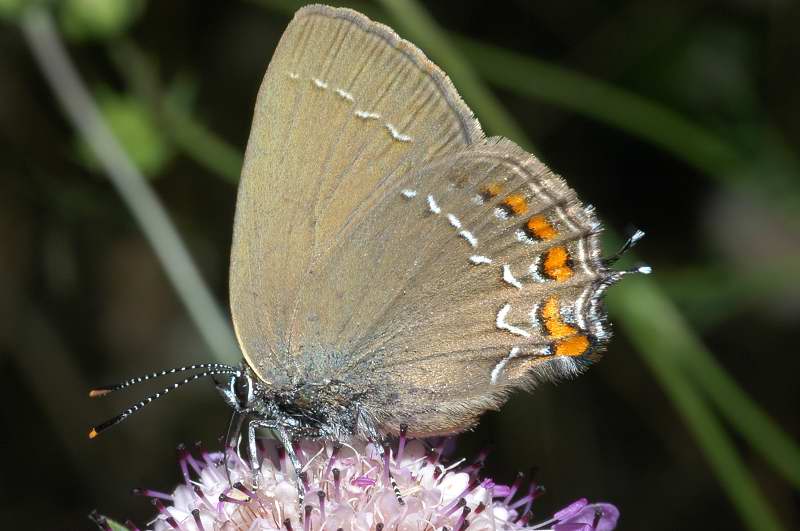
[1,0,798,529]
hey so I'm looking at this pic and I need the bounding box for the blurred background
[1,0,798,529]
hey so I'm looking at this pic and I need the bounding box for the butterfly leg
[273,426,306,507]
[244,418,279,490]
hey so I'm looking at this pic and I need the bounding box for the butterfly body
[236,373,366,440]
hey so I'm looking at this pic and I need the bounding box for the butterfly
[90,5,647,503]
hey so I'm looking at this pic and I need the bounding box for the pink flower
[113,438,618,531]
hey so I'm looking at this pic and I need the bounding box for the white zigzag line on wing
[496,304,531,338]
[490,347,520,384]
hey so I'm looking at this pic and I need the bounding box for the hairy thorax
[252,378,369,440]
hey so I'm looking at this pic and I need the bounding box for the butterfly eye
[233,373,254,408]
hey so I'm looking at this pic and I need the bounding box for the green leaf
[78,87,174,178]
[0,0,25,20]
[60,0,144,42]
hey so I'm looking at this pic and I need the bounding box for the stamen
[219,492,250,506]
[192,485,215,512]
[293,442,307,466]
[278,446,287,475]
[517,511,532,526]
[502,472,524,505]
[462,448,488,475]
[176,444,192,484]
[352,475,376,487]
[131,488,173,502]
[454,505,471,531]
[317,490,326,520]
[398,424,408,461]
[509,482,537,510]
[552,498,589,522]
[333,468,341,501]
[324,443,340,479]
[426,446,439,464]
[191,509,205,531]
[522,484,545,516]
[381,442,392,484]
[445,497,466,517]
[304,506,313,531]
[152,499,180,529]
[434,438,448,461]
[443,478,479,514]
[592,507,605,529]
[233,481,254,498]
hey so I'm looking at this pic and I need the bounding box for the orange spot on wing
[481,182,503,198]
[541,296,577,338]
[555,335,590,356]
[541,296,592,357]
[543,246,574,282]
[526,215,557,241]
[502,194,528,215]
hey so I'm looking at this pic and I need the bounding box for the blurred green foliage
[0,0,23,20]
[60,0,143,41]
[5,0,799,529]
[77,87,174,177]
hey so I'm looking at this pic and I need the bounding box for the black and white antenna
[88,364,239,439]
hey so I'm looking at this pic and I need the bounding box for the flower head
[123,437,618,531]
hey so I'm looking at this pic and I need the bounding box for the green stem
[690,345,800,489]
[617,271,800,490]
[660,257,800,328]
[456,37,741,176]
[20,6,240,363]
[609,279,787,531]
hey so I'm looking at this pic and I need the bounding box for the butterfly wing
[338,140,616,435]
[232,6,617,437]
[285,135,614,436]
[230,6,483,383]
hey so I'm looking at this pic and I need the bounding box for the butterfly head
[214,362,256,412]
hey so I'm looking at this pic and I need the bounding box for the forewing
[230,6,483,382]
